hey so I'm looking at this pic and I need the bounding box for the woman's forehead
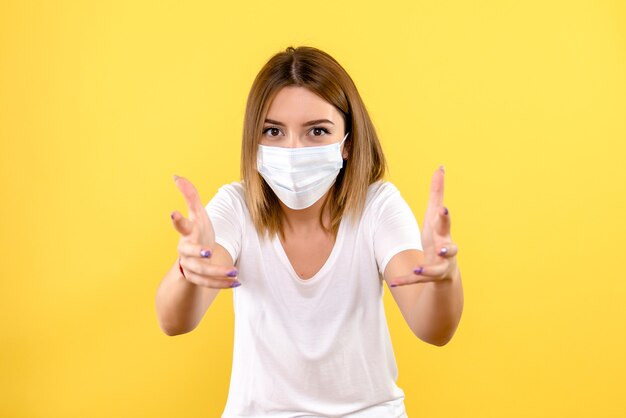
[265,86,342,124]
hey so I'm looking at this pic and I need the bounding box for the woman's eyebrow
[264,118,335,126]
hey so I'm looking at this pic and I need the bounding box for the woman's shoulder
[216,181,245,196]
[206,181,247,209]
[359,180,403,220]
[365,180,401,204]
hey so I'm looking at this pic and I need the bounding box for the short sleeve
[372,183,423,276]
[204,183,244,264]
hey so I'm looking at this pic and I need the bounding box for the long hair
[241,46,387,239]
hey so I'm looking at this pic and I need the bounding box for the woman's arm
[156,176,240,336]
[384,249,464,346]
[155,243,234,336]
[382,167,464,346]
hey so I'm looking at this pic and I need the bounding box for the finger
[184,271,242,289]
[170,210,194,237]
[388,262,449,287]
[413,262,448,278]
[177,240,213,258]
[181,256,239,279]
[435,206,451,236]
[389,273,440,286]
[173,175,208,221]
[179,257,241,288]
[426,165,445,214]
[437,242,458,258]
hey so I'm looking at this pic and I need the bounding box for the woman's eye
[311,127,330,136]
[263,127,281,137]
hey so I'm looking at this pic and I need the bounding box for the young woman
[156,46,464,418]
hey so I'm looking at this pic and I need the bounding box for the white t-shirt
[205,180,423,418]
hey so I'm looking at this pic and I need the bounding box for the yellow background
[1,0,625,417]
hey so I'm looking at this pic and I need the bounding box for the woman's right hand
[171,175,240,289]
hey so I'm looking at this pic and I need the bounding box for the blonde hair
[241,46,386,239]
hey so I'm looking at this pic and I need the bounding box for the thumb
[170,210,194,237]
[173,174,207,223]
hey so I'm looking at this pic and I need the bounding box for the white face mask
[256,132,349,210]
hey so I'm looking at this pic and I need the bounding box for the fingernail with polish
[170,212,176,220]
[443,207,449,215]
[227,269,238,277]
[414,266,424,275]
[439,165,445,172]
[390,283,398,288]
[438,247,448,256]
[200,249,212,258]
[230,281,242,288]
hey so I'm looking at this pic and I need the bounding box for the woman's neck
[279,190,331,235]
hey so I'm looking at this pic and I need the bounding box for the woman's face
[260,86,348,157]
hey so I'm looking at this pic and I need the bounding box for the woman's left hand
[390,166,459,286]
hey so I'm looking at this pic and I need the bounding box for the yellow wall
[1,1,625,417]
